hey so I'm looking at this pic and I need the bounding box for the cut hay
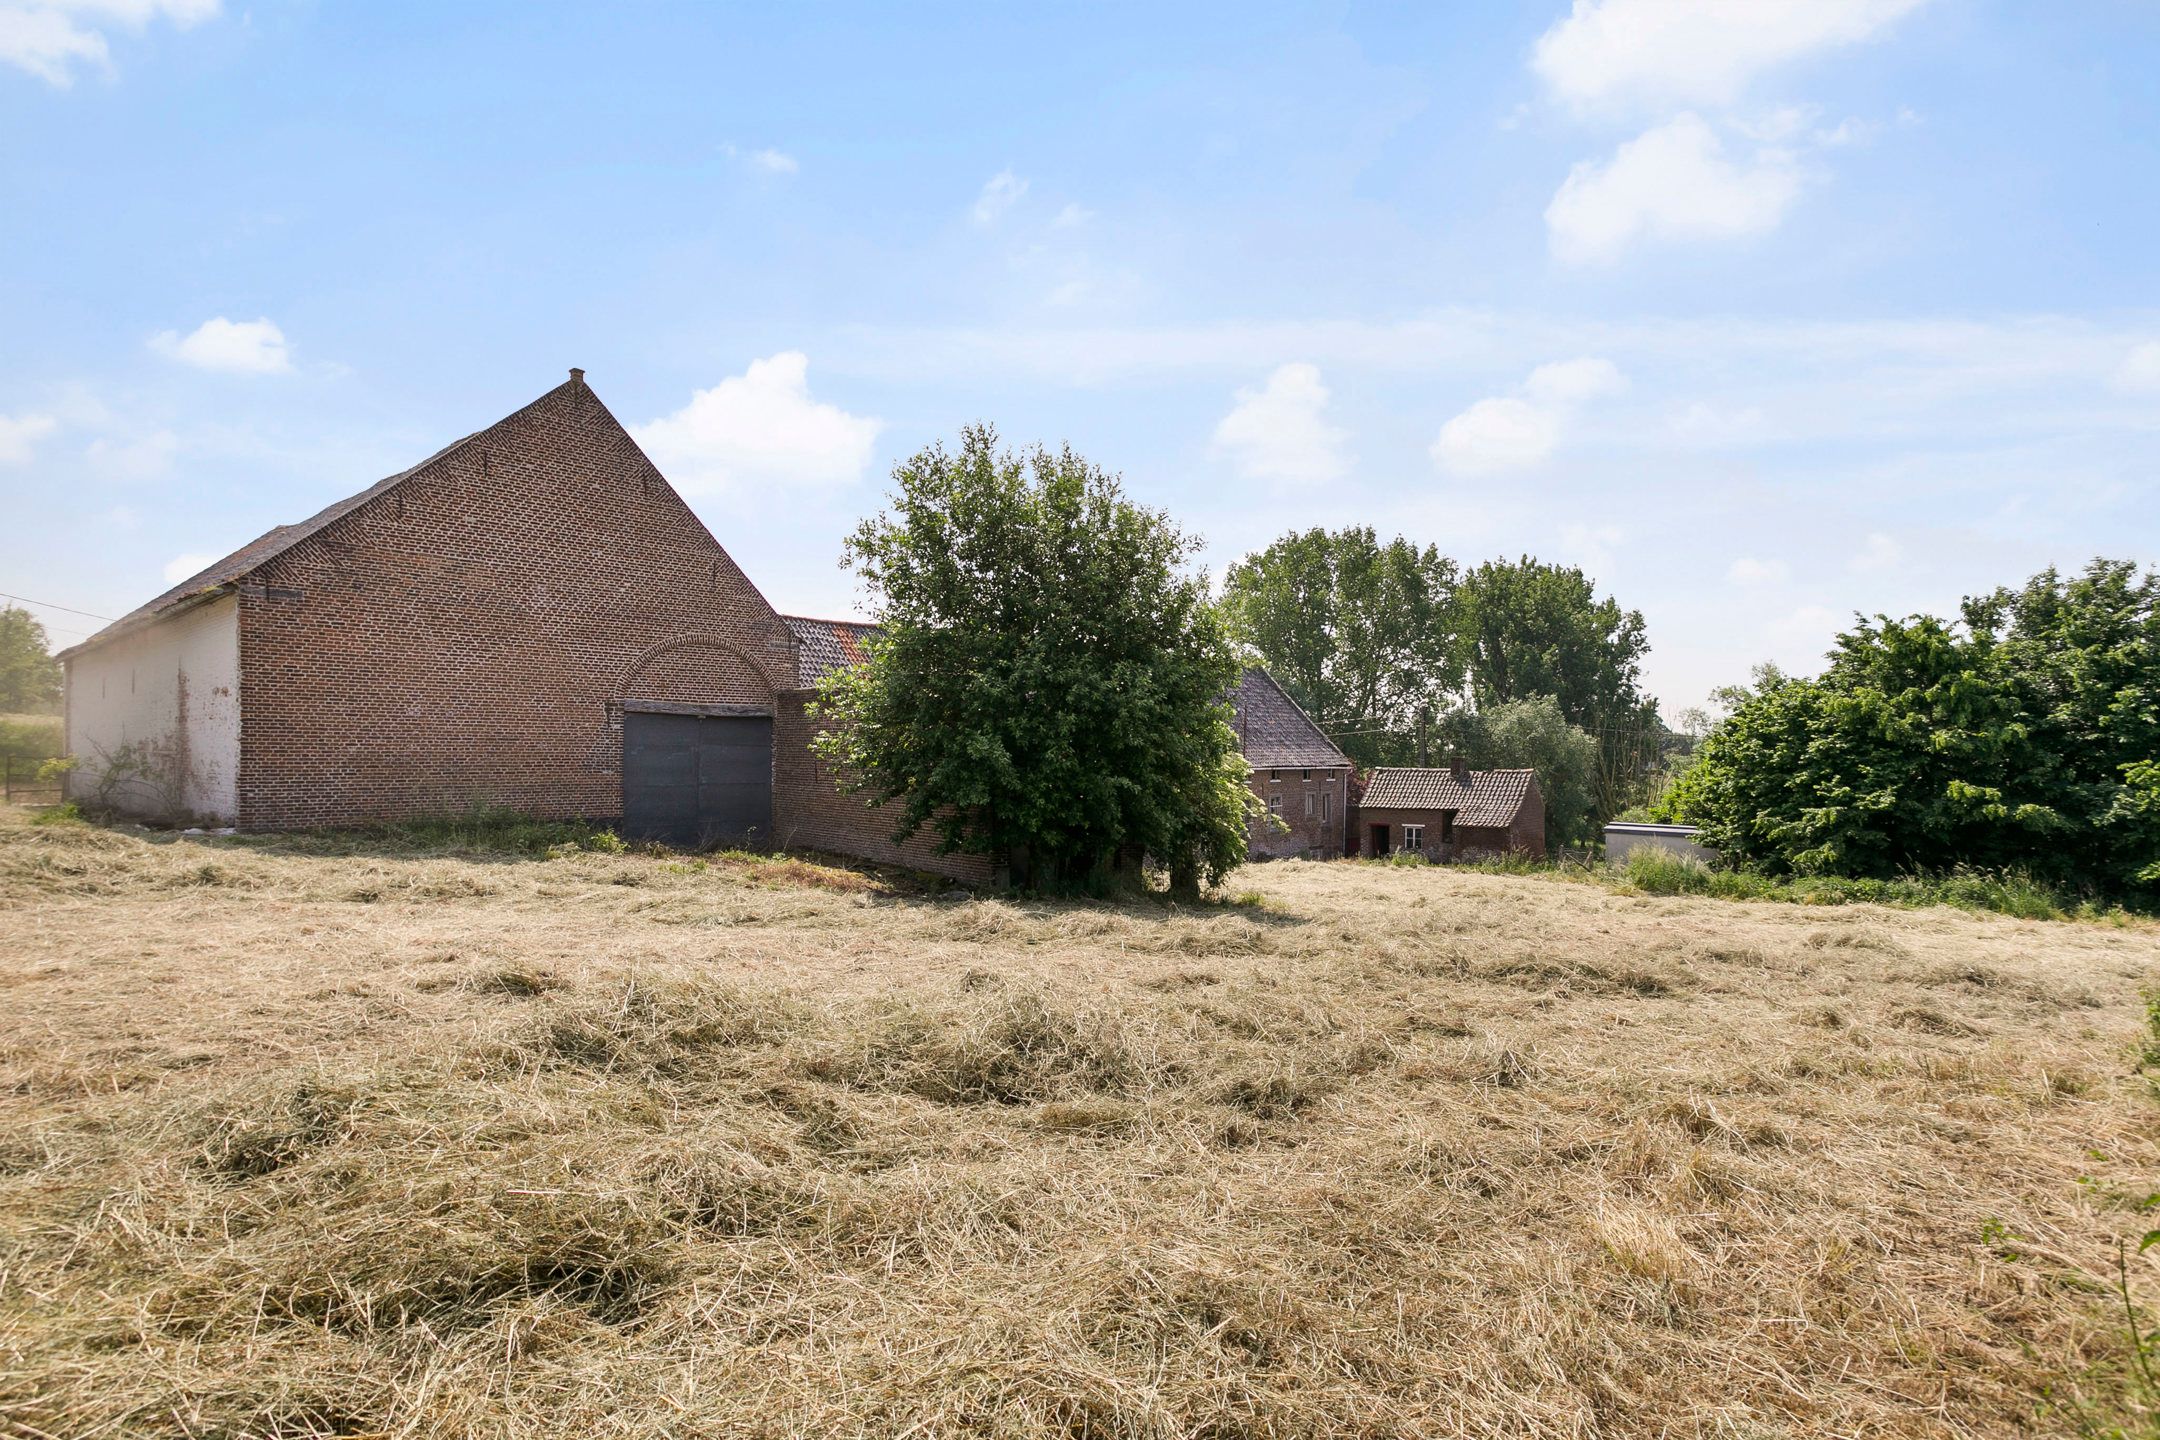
[2,812,2157,1436]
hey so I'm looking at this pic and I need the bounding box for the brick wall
[770,691,997,885]
[1248,763,1349,858]
[235,377,799,829]
[1359,798,1545,862]
[1508,776,1547,858]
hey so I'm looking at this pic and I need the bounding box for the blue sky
[3,0,2157,712]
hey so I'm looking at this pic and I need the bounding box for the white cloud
[162,551,215,584]
[1561,522,1624,578]
[1669,400,1765,446]
[1811,116,1875,148]
[1050,202,1094,229]
[0,0,219,86]
[1546,113,1801,266]
[971,169,1028,225]
[1431,355,1624,475]
[149,316,292,374]
[1533,0,1928,113]
[85,427,178,480]
[1524,356,1627,405]
[1431,397,1558,475]
[632,351,882,496]
[1211,362,1350,486]
[2115,341,2160,394]
[725,144,797,174]
[1769,603,1844,661]
[1727,556,1789,586]
[1848,532,1901,572]
[0,411,57,464]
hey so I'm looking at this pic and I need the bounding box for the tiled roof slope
[58,382,572,660]
[783,615,882,688]
[1233,667,1349,769]
[1360,767,1536,828]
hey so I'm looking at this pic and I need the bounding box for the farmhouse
[1233,668,1351,859]
[1356,758,1544,861]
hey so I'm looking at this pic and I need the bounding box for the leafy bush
[0,714,62,766]
[1675,560,2160,906]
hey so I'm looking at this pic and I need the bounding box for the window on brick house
[1402,824,1425,852]
[1270,769,1280,783]
[1302,768,1310,780]
[1302,792,1314,817]
[1267,794,1282,816]
[1320,791,1331,822]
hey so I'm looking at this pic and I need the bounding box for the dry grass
[2,807,2158,1438]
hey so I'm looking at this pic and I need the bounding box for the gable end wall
[234,381,799,829]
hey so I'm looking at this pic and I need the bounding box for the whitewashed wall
[63,595,240,823]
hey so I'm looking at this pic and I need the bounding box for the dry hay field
[3,810,2158,1439]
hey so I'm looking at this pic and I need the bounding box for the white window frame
[1402,824,1425,852]
[1267,793,1282,816]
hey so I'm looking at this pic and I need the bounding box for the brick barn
[1356,759,1544,861]
[1233,668,1351,859]
[58,371,991,881]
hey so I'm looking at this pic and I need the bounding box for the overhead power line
[0,590,115,622]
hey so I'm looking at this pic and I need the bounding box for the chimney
[569,367,586,388]
[1449,752,1469,784]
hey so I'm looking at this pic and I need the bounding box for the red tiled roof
[1360,767,1537,828]
[782,615,883,687]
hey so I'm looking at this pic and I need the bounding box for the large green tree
[814,426,1255,894]
[1456,556,1650,730]
[1456,556,1658,813]
[1220,526,1460,767]
[1667,559,2160,902]
[0,607,62,714]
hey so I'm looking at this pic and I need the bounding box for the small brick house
[1233,668,1351,859]
[1357,758,1544,861]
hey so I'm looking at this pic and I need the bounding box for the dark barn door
[621,711,773,848]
